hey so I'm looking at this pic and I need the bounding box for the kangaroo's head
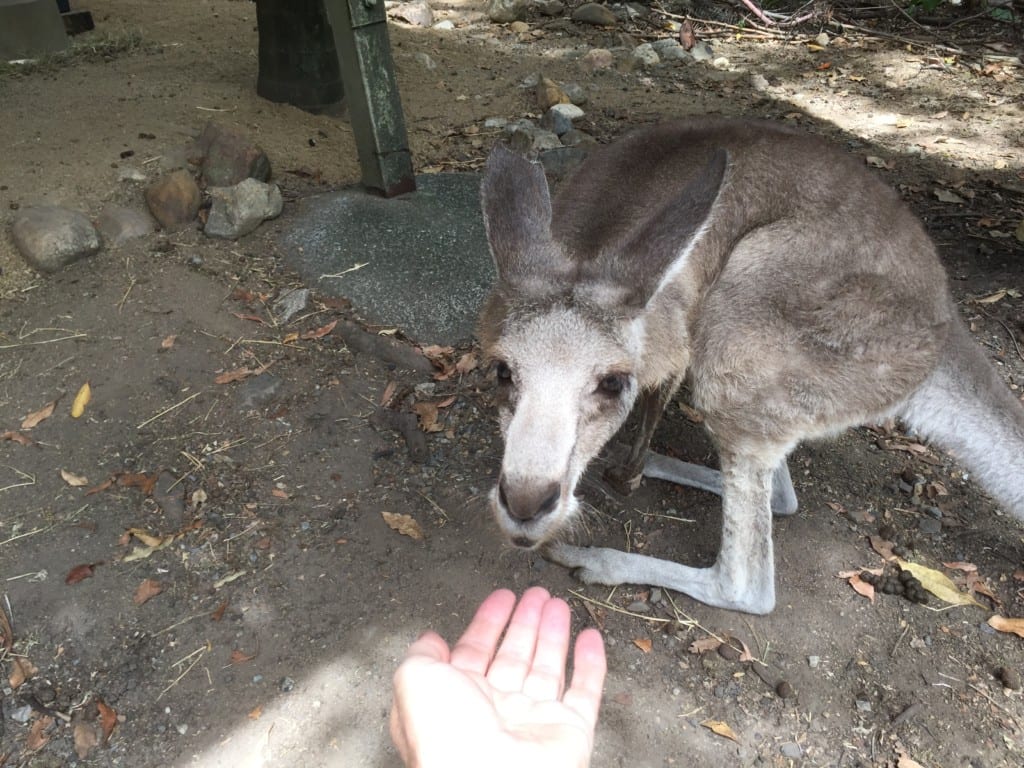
[478,143,727,548]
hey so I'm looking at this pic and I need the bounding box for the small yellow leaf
[381,511,424,540]
[897,559,985,608]
[700,719,739,742]
[988,615,1024,638]
[71,382,91,418]
[60,469,90,487]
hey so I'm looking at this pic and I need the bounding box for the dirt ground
[2,1,1024,766]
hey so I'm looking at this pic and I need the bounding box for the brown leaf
[381,511,425,540]
[700,719,739,742]
[211,599,229,622]
[74,722,99,759]
[118,472,159,495]
[231,311,266,324]
[133,578,163,605]
[632,637,653,653]
[85,476,116,496]
[160,334,177,349]
[677,402,704,423]
[65,563,99,585]
[839,570,876,603]
[27,715,54,750]
[688,636,721,654]
[282,331,300,344]
[413,402,444,433]
[9,656,38,689]
[679,19,696,50]
[455,351,479,374]
[271,487,290,499]
[988,615,1024,638]
[230,648,257,664]
[96,698,118,744]
[1,430,33,445]
[61,469,90,487]
[215,367,257,385]
[124,527,165,548]
[869,535,896,560]
[301,319,338,340]
[248,704,263,720]
[21,399,57,429]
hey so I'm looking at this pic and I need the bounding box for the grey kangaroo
[477,117,1024,615]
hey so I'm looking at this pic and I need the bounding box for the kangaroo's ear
[481,146,571,294]
[588,148,728,308]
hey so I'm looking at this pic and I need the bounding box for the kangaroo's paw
[603,464,644,495]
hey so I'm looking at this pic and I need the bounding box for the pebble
[486,0,528,23]
[580,48,615,72]
[690,41,714,62]
[274,287,311,323]
[279,676,296,693]
[237,373,283,409]
[776,680,796,699]
[997,666,1022,691]
[193,121,272,187]
[433,20,454,30]
[97,204,156,246]
[815,31,830,47]
[510,21,529,34]
[205,178,284,239]
[390,0,433,27]
[632,43,660,69]
[808,655,820,668]
[538,146,587,177]
[750,73,770,90]
[572,3,617,26]
[562,82,587,105]
[712,56,731,70]
[118,166,148,182]
[414,52,437,70]
[560,128,596,147]
[509,124,562,153]
[780,742,803,759]
[534,0,564,15]
[626,600,650,613]
[918,517,942,535]
[9,704,33,723]
[146,169,201,229]
[11,205,101,273]
[855,699,872,712]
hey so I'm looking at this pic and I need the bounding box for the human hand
[390,586,606,768]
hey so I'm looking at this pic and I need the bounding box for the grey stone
[509,125,563,153]
[560,128,597,147]
[541,103,583,136]
[562,82,588,105]
[690,40,714,61]
[237,374,282,409]
[580,48,615,72]
[484,116,509,130]
[205,179,284,240]
[390,0,434,27]
[918,517,942,535]
[486,0,528,22]
[433,19,454,30]
[651,38,691,61]
[414,52,437,70]
[274,288,311,324]
[534,0,564,15]
[751,73,770,90]
[572,3,617,26]
[632,43,660,68]
[11,206,101,274]
[97,205,156,246]
[539,146,588,177]
[712,56,731,70]
[780,742,803,759]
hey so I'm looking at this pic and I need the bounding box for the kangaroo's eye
[597,373,628,397]
[494,361,513,385]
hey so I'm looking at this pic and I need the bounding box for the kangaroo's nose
[498,477,561,521]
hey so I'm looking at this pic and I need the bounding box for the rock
[712,56,731,70]
[560,128,597,147]
[536,76,570,110]
[509,125,562,153]
[274,288,311,324]
[815,31,830,47]
[390,0,433,27]
[11,206,101,273]
[780,742,803,759]
[572,3,617,26]
[237,373,282,409]
[690,40,714,61]
[632,43,660,69]
[623,2,648,19]
[750,73,770,90]
[651,38,690,62]
[193,121,272,187]
[118,166,148,183]
[433,19,454,30]
[484,116,509,129]
[580,48,615,72]
[918,517,942,535]
[205,178,283,239]
[146,170,202,229]
[562,82,587,105]
[997,666,1022,691]
[541,103,584,136]
[510,20,530,33]
[414,52,437,70]
[486,0,528,23]
[97,205,156,246]
[534,0,564,15]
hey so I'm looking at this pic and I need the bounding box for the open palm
[390,587,606,768]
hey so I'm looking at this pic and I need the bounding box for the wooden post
[325,0,416,197]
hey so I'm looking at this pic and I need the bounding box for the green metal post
[325,0,416,197]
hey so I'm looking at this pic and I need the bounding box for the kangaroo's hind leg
[643,452,798,516]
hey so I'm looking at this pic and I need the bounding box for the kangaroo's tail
[899,317,1024,520]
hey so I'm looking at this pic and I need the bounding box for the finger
[562,627,607,729]
[485,586,551,691]
[388,701,411,765]
[521,597,570,701]
[402,630,452,665]
[448,588,517,675]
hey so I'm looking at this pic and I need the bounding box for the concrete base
[278,173,492,344]
[0,0,68,60]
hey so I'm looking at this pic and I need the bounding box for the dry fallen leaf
[230,648,257,664]
[282,331,300,344]
[71,381,91,418]
[381,511,425,540]
[1,430,33,445]
[301,319,338,340]
[118,471,159,496]
[700,719,739,742]
[413,401,444,433]
[9,655,38,688]
[22,399,57,429]
[688,636,721,654]
[27,715,54,750]
[988,615,1024,639]
[898,559,985,608]
[869,535,896,560]
[96,698,118,744]
[65,563,100,585]
[455,351,479,374]
[61,469,90,487]
[74,721,99,759]
[133,578,164,605]
[248,705,263,720]
[632,637,653,653]
[897,751,926,768]
[838,569,877,603]
[215,367,258,385]
[211,599,229,622]
[160,334,177,349]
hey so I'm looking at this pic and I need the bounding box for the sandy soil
[1,1,1023,766]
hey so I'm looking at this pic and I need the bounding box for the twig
[0,333,87,349]
[569,589,672,624]
[319,262,369,281]
[137,391,202,430]
[159,643,210,698]
[969,682,1024,731]
[0,523,56,547]
[0,466,36,494]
